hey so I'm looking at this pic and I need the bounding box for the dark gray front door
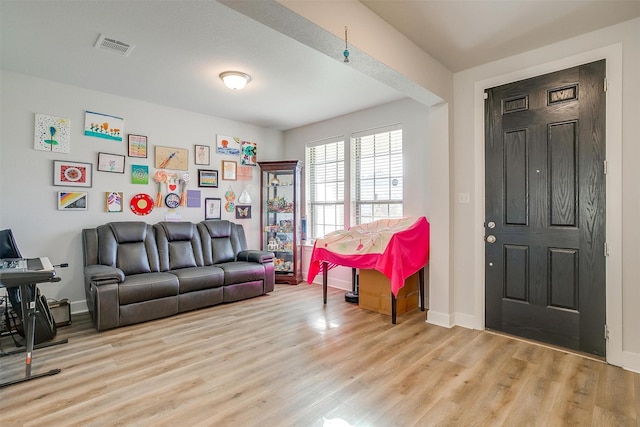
[484,60,606,356]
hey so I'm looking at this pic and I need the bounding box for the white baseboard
[70,300,88,315]
[453,312,476,329]
[622,350,640,373]
[307,275,351,291]
[426,310,454,328]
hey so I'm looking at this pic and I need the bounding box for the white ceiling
[361,0,640,73]
[1,0,638,131]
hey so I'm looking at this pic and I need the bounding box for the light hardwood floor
[1,284,638,426]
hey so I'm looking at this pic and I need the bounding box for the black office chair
[1,229,29,322]
[0,229,22,259]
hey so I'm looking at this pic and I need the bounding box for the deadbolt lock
[487,221,496,229]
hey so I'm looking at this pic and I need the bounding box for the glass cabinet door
[259,160,302,285]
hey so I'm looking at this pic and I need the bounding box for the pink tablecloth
[307,216,430,296]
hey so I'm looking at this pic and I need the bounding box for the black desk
[0,257,63,388]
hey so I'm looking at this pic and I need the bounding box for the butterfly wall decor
[235,205,251,219]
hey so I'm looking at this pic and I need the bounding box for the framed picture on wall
[57,191,88,210]
[222,160,237,180]
[128,134,147,158]
[204,198,221,220]
[97,152,126,173]
[198,169,218,188]
[235,205,251,219]
[195,145,210,165]
[155,146,189,170]
[105,191,123,212]
[53,160,93,187]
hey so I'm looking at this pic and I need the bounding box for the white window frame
[352,124,403,225]
[305,137,345,241]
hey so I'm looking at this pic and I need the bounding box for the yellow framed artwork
[222,160,237,180]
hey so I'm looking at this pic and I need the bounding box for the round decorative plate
[165,193,180,209]
[63,166,83,182]
[130,193,154,216]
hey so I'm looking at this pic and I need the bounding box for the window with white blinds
[353,126,403,224]
[306,138,345,240]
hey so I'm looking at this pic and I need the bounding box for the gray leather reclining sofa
[82,220,275,331]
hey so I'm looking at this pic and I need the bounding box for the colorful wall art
[128,134,147,158]
[97,152,125,173]
[240,140,257,166]
[57,191,88,210]
[216,135,241,156]
[34,113,71,153]
[131,164,149,184]
[235,205,251,219]
[105,192,123,212]
[84,111,124,142]
[154,146,188,170]
[53,160,92,187]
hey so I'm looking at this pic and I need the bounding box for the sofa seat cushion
[118,272,179,305]
[216,261,265,286]
[171,266,225,293]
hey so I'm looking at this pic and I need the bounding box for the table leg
[322,261,327,304]
[419,267,425,312]
[391,292,397,324]
[351,268,356,292]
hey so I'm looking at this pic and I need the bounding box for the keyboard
[1,257,52,271]
[2,259,28,269]
[0,257,57,288]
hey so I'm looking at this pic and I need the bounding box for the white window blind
[306,138,345,240]
[353,125,403,224]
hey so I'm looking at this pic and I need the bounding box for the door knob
[486,235,496,244]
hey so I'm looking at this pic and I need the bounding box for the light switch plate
[458,192,471,204]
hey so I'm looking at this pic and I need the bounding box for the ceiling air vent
[94,34,135,56]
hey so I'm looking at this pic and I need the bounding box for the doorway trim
[472,44,623,366]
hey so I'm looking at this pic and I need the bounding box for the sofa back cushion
[96,222,159,275]
[155,222,203,271]
[198,220,247,265]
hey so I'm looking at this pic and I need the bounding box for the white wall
[452,18,640,371]
[0,71,284,313]
[284,98,453,322]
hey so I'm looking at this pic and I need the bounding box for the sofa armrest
[85,264,125,284]
[237,250,274,264]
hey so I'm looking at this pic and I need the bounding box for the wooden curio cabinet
[259,160,303,285]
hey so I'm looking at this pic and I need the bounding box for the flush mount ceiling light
[219,71,251,90]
